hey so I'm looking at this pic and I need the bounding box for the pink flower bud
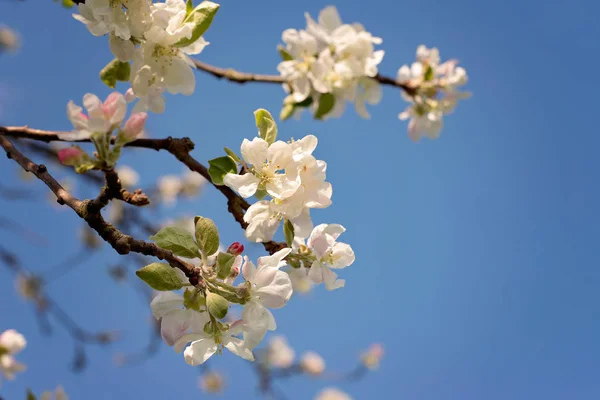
[102,92,126,124]
[58,147,84,165]
[122,112,147,141]
[227,242,244,256]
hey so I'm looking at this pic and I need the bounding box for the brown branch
[191,59,418,96]
[89,169,149,213]
[0,135,198,279]
[0,127,287,254]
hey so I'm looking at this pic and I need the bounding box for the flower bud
[361,343,384,370]
[227,242,244,256]
[300,351,325,376]
[58,147,85,166]
[199,371,225,394]
[103,92,127,125]
[122,112,147,141]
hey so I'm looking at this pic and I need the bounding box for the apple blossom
[240,249,293,339]
[40,386,69,400]
[150,291,208,346]
[361,343,384,370]
[121,111,148,140]
[115,165,140,188]
[300,351,325,376]
[223,138,300,199]
[199,371,225,393]
[60,92,127,141]
[157,175,183,205]
[0,329,26,384]
[179,169,207,198]
[174,319,254,365]
[267,335,295,368]
[397,45,470,140]
[315,388,352,400]
[287,266,313,294]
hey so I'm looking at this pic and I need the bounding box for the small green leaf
[424,65,434,82]
[150,227,202,259]
[206,291,229,319]
[185,0,194,15]
[216,252,236,279]
[283,219,295,247]
[184,288,206,311]
[277,45,294,61]
[208,156,237,185]
[254,108,278,144]
[223,147,241,163]
[26,389,37,400]
[61,0,75,8]
[314,93,335,120]
[174,1,220,48]
[136,263,183,291]
[295,96,314,108]
[194,216,220,257]
[100,59,131,89]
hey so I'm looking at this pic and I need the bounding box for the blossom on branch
[0,329,27,384]
[397,45,470,141]
[278,6,384,120]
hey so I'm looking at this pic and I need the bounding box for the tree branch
[0,135,199,278]
[191,59,418,96]
[0,127,287,254]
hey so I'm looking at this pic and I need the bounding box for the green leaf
[174,1,220,48]
[26,389,37,400]
[295,96,314,108]
[206,291,229,319]
[100,59,131,89]
[186,0,194,15]
[314,93,335,120]
[61,0,75,8]
[184,288,206,311]
[136,263,183,291]
[216,252,236,279]
[254,108,278,144]
[283,219,295,247]
[150,227,202,259]
[208,156,237,185]
[194,216,220,257]
[277,45,294,61]
[223,147,241,163]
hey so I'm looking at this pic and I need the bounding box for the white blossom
[173,320,254,365]
[241,249,293,343]
[287,267,313,294]
[304,224,354,290]
[150,291,207,347]
[40,386,69,400]
[0,329,26,384]
[278,6,384,119]
[300,351,325,375]
[267,336,295,368]
[60,92,127,141]
[157,175,182,206]
[397,45,469,140]
[315,388,352,400]
[224,138,300,199]
[198,371,224,393]
[116,165,139,187]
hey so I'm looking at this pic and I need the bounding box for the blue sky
[2,0,600,399]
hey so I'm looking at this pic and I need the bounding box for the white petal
[254,270,293,308]
[242,256,257,282]
[223,173,260,198]
[241,137,268,167]
[223,337,255,361]
[150,292,184,319]
[242,301,276,331]
[164,58,195,95]
[160,309,194,346]
[183,338,218,365]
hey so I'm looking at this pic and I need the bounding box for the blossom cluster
[146,223,294,365]
[218,109,355,290]
[277,6,384,120]
[58,91,147,171]
[0,329,26,385]
[397,45,470,141]
[73,0,220,113]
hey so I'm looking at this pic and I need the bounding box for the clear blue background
[1,0,600,398]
